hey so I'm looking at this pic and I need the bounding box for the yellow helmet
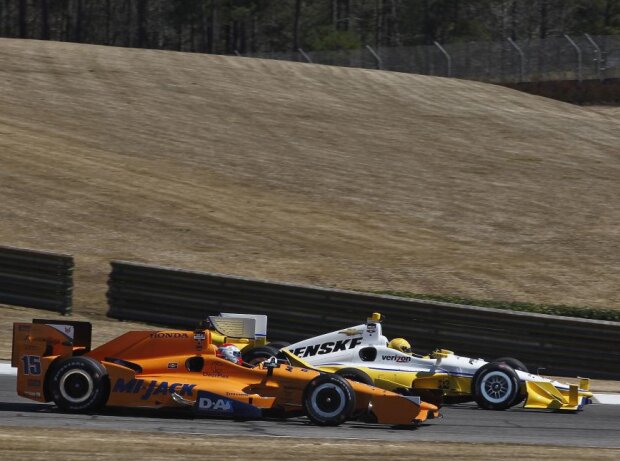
[388,338,412,354]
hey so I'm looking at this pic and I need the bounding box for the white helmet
[216,343,242,364]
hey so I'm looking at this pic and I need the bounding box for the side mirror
[263,356,280,376]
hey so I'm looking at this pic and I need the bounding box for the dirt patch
[0,38,619,317]
[0,426,618,461]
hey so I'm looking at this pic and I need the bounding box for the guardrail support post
[365,44,383,70]
[564,34,582,83]
[584,33,602,80]
[298,48,313,63]
[433,41,452,77]
[507,38,525,82]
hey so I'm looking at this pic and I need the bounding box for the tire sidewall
[493,356,529,373]
[472,362,520,410]
[241,345,280,366]
[335,368,374,386]
[48,357,109,412]
[304,374,356,426]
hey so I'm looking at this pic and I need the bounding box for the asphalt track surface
[1,376,620,447]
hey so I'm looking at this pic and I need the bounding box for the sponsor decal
[195,390,262,418]
[150,332,189,339]
[18,325,30,331]
[24,391,41,398]
[112,378,196,400]
[202,363,228,378]
[366,324,377,334]
[27,379,42,387]
[199,397,234,412]
[226,392,249,397]
[381,355,412,363]
[290,337,363,358]
[167,362,178,369]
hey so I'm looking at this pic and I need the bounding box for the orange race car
[12,319,439,426]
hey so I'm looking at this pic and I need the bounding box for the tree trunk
[293,0,301,51]
[136,0,147,48]
[210,0,219,53]
[539,0,548,39]
[126,0,133,47]
[375,0,383,47]
[510,0,517,40]
[105,0,111,45]
[74,0,83,42]
[18,0,27,38]
[40,0,49,39]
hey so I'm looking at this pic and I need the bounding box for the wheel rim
[59,369,93,404]
[480,371,513,403]
[311,383,346,419]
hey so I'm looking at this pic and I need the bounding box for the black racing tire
[471,362,520,411]
[267,341,290,350]
[303,374,356,426]
[492,357,528,407]
[335,368,374,386]
[493,357,529,373]
[242,345,280,366]
[48,356,109,412]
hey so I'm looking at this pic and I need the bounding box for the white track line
[592,393,620,405]
[0,363,16,376]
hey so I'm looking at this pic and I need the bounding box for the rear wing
[12,319,92,367]
[208,313,267,340]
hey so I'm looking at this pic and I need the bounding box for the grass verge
[370,291,620,322]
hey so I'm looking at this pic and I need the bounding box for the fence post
[433,41,452,77]
[298,48,313,63]
[365,44,383,70]
[507,38,525,82]
[564,34,582,83]
[584,33,602,80]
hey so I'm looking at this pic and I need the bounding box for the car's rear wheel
[242,345,280,366]
[304,374,356,426]
[48,357,109,412]
[472,362,520,410]
[335,368,374,386]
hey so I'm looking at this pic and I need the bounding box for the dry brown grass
[1,426,619,461]
[0,38,619,318]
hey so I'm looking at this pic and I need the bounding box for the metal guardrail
[107,260,620,379]
[0,246,73,314]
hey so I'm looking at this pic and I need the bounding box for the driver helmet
[216,343,242,364]
[388,338,412,355]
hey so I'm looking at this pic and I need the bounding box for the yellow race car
[278,313,593,412]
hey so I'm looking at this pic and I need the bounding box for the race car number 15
[21,355,41,375]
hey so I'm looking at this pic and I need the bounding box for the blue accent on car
[194,390,262,419]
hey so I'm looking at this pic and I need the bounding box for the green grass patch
[368,290,620,322]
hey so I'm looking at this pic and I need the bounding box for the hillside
[0,38,619,316]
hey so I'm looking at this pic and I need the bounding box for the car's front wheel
[304,374,356,426]
[471,362,520,410]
